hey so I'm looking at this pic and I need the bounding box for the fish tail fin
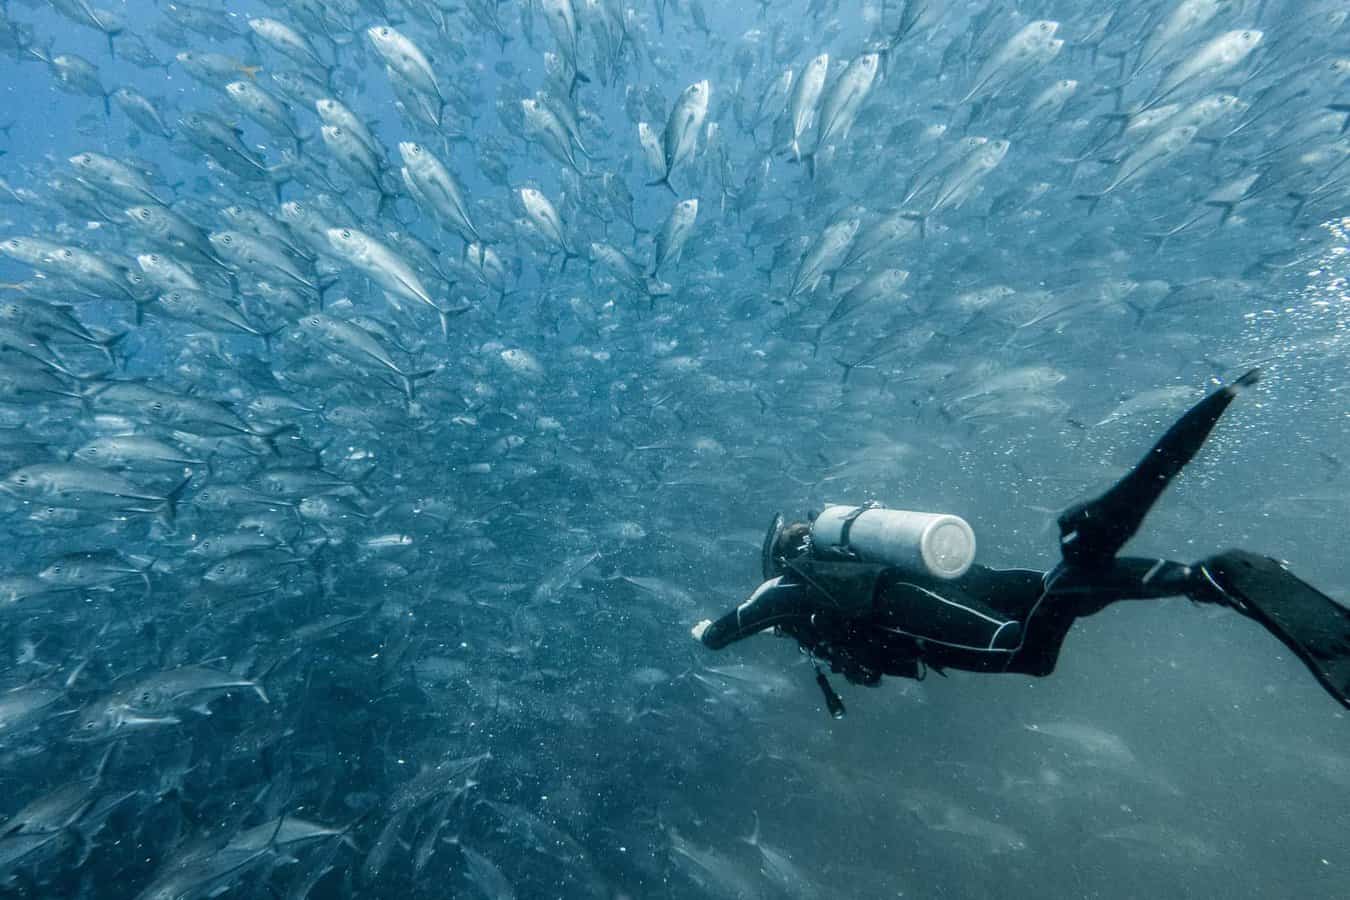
[802,152,816,180]
[1093,110,1131,142]
[267,163,293,204]
[95,329,129,367]
[740,811,761,848]
[1193,135,1227,163]
[261,325,286,358]
[646,175,677,196]
[102,92,111,118]
[240,65,262,80]
[400,368,438,401]
[1091,81,1128,112]
[259,424,300,456]
[1205,200,1237,229]
[27,38,54,66]
[1330,104,1350,136]
[316,275,340,310]
[833,356,858,384]
[808,325,825,359]
[1074,193,1104,215]
[900,211,928,239]
[159,474,193,527]
[76,378,111,414]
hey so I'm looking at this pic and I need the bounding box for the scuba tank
[809,504,976,580]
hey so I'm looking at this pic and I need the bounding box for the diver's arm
[693,577,823,650]
[694,560,888,650]
[1058,368,1261,569]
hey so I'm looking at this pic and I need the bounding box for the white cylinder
[811,505,976,579]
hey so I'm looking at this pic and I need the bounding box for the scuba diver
[692,369,1350,718]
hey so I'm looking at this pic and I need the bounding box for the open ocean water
[0,0,1347,897]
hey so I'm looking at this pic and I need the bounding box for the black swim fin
[1201,549,1350,709]
[1058,369,1261,569]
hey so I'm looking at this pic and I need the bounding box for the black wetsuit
[697,369,1350,712]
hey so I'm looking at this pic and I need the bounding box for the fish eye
[222,235,232,244]
[15,475,27,485]
[341,229,351,238]
[140,210,150,219]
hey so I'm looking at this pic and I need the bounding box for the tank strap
[833,501,881,558]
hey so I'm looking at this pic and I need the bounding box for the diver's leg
[1004,557,1209,675]
[1196,550,1350,709]
[1058,368,1261,569]
[1042,557,1205,616]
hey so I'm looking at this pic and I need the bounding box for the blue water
[0,0,1347,897]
